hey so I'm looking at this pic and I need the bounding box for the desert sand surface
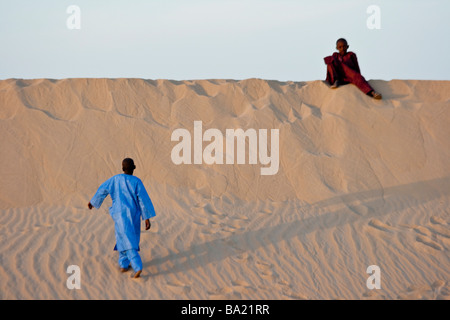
[0,78,449,300]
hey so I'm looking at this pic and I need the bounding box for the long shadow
[146,176,450,276]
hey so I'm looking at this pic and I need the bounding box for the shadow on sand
[146,176,450,276]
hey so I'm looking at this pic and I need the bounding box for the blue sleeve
[136,180,156,220]
[90,178,111,209]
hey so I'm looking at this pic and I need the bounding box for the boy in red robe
[324,38,382,99]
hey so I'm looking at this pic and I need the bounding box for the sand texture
[0,78,449,299]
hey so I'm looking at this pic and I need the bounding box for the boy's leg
[342,64,373,94]
[326,63,338,85]
[118,251,130,271]
[126,249,143,273]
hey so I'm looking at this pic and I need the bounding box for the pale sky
[0,0,449,81]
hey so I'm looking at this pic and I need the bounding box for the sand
[0,78,449,299]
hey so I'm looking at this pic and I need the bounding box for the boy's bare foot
[120,267,129,273]
[370,91,382,99]
[131,270,142,278]
[330,80,339,89]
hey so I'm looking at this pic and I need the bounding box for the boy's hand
[145,219,151,230]
[88,202,93,210]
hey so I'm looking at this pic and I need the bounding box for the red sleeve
[324,56,334,65]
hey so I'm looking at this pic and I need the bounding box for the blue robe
[90,174,156,252]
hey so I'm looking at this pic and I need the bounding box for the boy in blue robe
[88,158,156,278]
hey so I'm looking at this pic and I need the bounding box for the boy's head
[122,158,136,174]
[336,38,349,55]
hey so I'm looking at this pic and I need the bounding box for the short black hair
[122,158,136,171]
[336,38,348,45]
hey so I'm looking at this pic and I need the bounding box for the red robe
[324,52,373,94]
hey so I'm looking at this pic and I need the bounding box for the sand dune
[0,78,449,299]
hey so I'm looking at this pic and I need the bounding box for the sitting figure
[324,38,382,99]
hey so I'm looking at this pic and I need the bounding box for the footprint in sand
[259,209,272,215]
[413,226,432,237]
[431,280,445,290]
[362,289,386,299]
[274,278,308,300]
[208,287,241,300]
[430,216,447,225]
[347,204,370,216]
[196,202,249,236]
[282,288,309,300]
[203,203,226,218]
[231,280,256,295]
[225,219,246,232]
[214,215,248,234]
[397,280,449,299]
[200,229,215,236]
[166,280,191,295]
[428,224,450,239]
[193,217,209,226]
[410,222,447,250]
[434,281,450,300]
[255,261,277,280]
[368,219,395,233]
[231,252,250,264]
[231,279,252,288]
[209,217,221,225]
[415,235,443,251]
[234,214,250,221]
[198,217,222,236]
